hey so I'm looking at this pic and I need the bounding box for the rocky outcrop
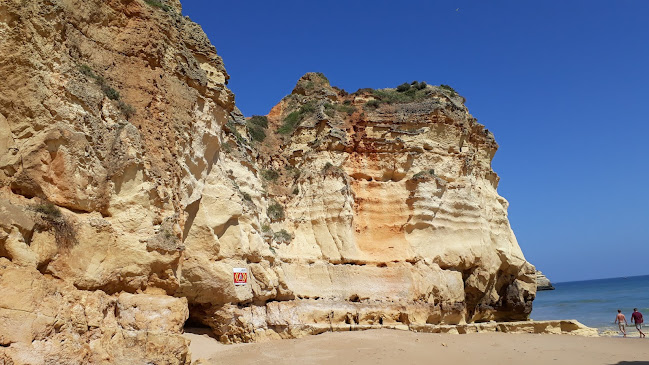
[0,0,537,362]
[188,73,536,343]
[412,319,598,336]
[536,271,555,290]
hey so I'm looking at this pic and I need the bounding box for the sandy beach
[185,328,649,365]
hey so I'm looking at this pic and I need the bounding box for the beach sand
[185,328,649,365]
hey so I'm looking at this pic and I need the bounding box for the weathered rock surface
[1,0,539,362]
[170,75,538,344]
[0,258,190,364]
[1,0,226,362]
[194,73,536,343]
[536,270,555,290]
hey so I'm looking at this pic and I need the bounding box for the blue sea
[531,274,649,334]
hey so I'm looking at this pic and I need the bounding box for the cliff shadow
[611,362,649,365]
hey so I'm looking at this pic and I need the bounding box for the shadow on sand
[611,362,649,365]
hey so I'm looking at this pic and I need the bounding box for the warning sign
[233,268,248,286]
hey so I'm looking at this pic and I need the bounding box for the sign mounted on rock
[233,268,248,286]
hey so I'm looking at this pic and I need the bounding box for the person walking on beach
[615,309,628,337]
[631,308,645,338]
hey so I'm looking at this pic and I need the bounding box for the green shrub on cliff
[144,0,172,11]
[369,87,429,105]
[261,169,279,181]
[299,103,316,114]
[102,85,120,100]
[278,111,301,134]
[34,202,62,219]
[247,127,265,142]
[365,99,380,109]
[224,121,247,145]
[267,201,285,221]
[79,64,135,118]
[273,229,292,243]
[32,202,77,251]
[412,81,427,90]
[364,80,432,107]
[335,104,356,115]
[397,81,427,92]
[315,72,329,83]
[241,192,252,202]
[79,64,94,78]
[396,83,411,92]
[412,169,436,180]
[277,102,316,135]
[440,84,457,95]
[323,103,336,117]
[246,115,268,142]
[323,102,356,116]
[79,65,118,99]
[118,101,136,120]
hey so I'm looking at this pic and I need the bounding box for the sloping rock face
[0,0,535,362]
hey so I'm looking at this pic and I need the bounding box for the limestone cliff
[0,0,536,363]
[0,0,230,362]
[195,74,536,343]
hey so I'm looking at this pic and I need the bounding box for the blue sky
[180,1,649,282]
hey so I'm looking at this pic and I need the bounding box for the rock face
[195,74,535,343]
[0,0,228,362]
[0,0,536,362]
[536,271,555,291]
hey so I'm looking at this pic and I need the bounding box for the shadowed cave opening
[183,313,220,340]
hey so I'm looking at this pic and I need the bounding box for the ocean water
[531,274,649,334]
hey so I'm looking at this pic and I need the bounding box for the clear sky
[180,0,649,283]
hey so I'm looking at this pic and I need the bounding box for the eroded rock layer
[0,0,536,362]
